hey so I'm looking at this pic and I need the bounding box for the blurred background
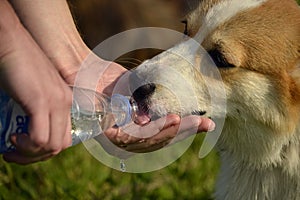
[70,0,200,69]
[70,0,196,47]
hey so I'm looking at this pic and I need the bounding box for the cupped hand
[97,114,215,158]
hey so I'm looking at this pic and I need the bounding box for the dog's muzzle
[129,70,156,124]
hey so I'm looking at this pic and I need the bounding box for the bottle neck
[71,87,138,127]
[129,97,139,124]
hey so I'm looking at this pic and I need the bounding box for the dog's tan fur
[131,0,300,199]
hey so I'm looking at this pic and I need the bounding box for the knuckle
[54,88,72,106]
[30,137,62,155]
[46,144,63,156]
[123,136,133,145]
[148,139,157,147]
[148,138,160,146]
[123,140,130,145]
[49,148,62,156]
[31,136,48,149]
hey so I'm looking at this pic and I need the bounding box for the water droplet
[120,159,126,172]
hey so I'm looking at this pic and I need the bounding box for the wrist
[49,41,91,84]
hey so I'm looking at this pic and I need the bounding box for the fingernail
[208,121,216,132]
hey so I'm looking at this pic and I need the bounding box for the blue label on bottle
[15,115,30,134]
[0,90,30,153]
[0,90,11,153]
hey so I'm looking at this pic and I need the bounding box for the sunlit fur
[132,0,300,199]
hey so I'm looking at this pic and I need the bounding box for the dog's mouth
[130,82,156,125]
[130,97,152,125]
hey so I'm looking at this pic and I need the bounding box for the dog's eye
[181,20,189,36]
[208,49,235,68]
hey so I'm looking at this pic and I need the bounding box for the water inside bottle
[71,111,105,145]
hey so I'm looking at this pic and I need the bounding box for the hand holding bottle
[0,1,72,164]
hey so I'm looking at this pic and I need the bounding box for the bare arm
[9,0,90,82]
[0,1,72,164]
[9,0,127,93]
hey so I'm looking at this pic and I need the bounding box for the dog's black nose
[132,83,156,101]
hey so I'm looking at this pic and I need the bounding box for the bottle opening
[111,94,136,126]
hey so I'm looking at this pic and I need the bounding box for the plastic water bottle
[0,87,138,153]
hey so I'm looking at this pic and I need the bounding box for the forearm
[0,1,23,59]
[9,0,127,95]
[9,0,91,81]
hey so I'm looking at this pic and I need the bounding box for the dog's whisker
[115,57,143,68]
[123,57,143,64]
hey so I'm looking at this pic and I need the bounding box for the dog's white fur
[132,0,300,199]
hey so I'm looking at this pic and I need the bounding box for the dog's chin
[132,99,165,125]
[132,97,208,126]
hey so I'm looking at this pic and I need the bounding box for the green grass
[0,135,219,200]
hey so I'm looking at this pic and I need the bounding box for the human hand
[64,52,128,97]
[0,2,72,164]
[96,114,215,158]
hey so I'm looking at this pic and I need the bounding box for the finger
[173,115,204,143]
[116,117,181,153]
[147,113,181,131]
[5,134,58,164]
[124,139,173,153]
[105,114,180,146]
[96,130,134,159]
[4,133,54,164]
[178,115,202,132]
[124,127,179,153]
[124,116,215,153]
[3,150,54,165]
[170,116,215,145]
[12,109,50,156]
[45,84,72,151]
[121,114,181,139]
[104,126,135,145]
[196,117,215,133]
[62,117,73,149]
[46,104,70,154]
[103,126,172,155]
